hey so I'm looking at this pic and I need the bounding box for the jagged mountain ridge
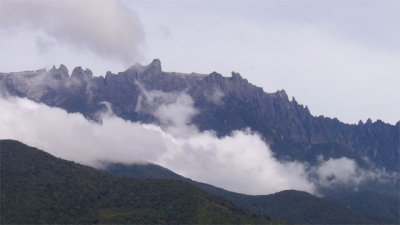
[0,59,398,173]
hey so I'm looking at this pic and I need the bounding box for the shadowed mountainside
[1,60,398,175]
[327,191,400,223]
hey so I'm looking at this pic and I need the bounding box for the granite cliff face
[1,59,398,173]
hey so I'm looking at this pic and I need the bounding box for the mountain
[0,139,271,224]
[327,191,400,223]
[242,190,375,224]
[1,60,398,177]
[105,162,386,224]
[1,58,398,224]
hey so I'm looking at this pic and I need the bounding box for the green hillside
[0,140,271,224]
[105,162,382,224]
[239,190,376,224]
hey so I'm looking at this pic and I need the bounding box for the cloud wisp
[309,157,396,189]
[0,0,144,64]
[0,91,395,195]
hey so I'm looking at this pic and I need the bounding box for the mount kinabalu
[0,60,399,184]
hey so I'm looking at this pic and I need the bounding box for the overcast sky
[0,0,399,124]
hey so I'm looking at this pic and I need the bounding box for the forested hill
[0,139,271,224]
[105,162,387,224]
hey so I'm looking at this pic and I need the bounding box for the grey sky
[0,0,399,124]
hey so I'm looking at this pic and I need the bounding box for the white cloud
[204,87,224,105]
[312,157,397,189]
[135,82,199,137]
[1,93,395,195]
[0,95,168,166]
[315,157,363,186]
[158,128,314,195]
[0,0,144,65]
[0,94,314,195]
[135,82,198,127]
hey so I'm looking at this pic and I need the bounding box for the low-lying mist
[0,91,394,195]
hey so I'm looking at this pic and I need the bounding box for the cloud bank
[0,92,394,195]
[0,0,144,64]
[310,157,395,189]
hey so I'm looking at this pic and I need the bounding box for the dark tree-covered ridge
[0,139,272,224]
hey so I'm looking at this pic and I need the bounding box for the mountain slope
[0,61,398,174]
[0,140,271,224]
[104,162,381,224]
[327,191,400,223]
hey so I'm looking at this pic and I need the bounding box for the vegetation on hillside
[0,140,271,224]
[106,162,387,224]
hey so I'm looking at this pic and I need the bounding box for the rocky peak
[275,89,289,100]
[231,72,243,81]
[49,64,69,80]
[85,68,93,76]
[304,105,310,114]
[105,71,114,77]
[71,66,92,80]
[204,72,224,84]
[208,72,223,78]
[146,59,162,72]
[59,64,68,75]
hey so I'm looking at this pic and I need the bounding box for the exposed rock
[59,64,68,75]
[71,66,92,81]
[0,60,398,173]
